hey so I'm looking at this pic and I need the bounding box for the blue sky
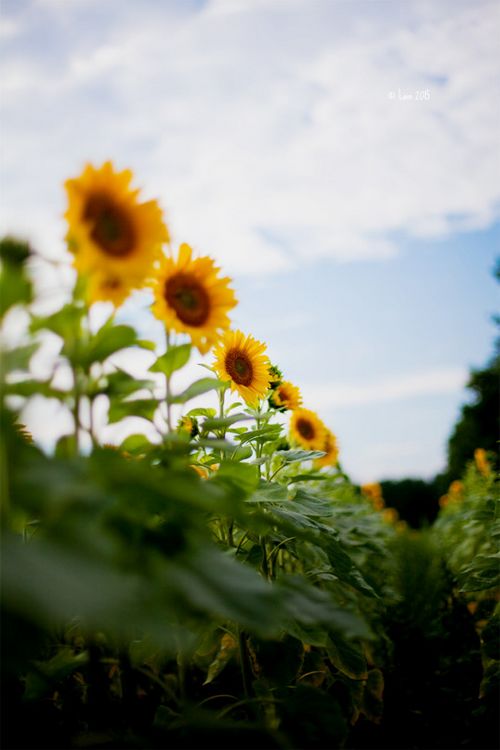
[1,0,499,481]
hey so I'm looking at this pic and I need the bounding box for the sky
[1,0,499,482]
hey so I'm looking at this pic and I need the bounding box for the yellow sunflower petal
[151,243,237,353]
[289,408,328,451]
[64,161,169,304]
[213,329,271,406]
[314,429,339,468]
[270,380,302,411]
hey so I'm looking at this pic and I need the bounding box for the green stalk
[238,629,252,699]
[165,329,173,433]
[72,365,81,453]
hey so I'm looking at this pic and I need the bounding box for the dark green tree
[445,352,499,482]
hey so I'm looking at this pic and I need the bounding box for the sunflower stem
[72,368,81,453]
[237,628,252,699]
[164,329,173,433]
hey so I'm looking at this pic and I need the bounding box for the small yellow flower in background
[177,416,199,438]
[289,408,327,451]
[382,507,399,524]
[439,494,449,508]
[448,480,463,501]
[314,429,339,468]
[213,329,271,406]
[269,381,302,412]
[474,448,491,476]
[268,364,283,389]
[152,243,237,354]
[65,161,168,304]
[361,483,385,510]
[191,465,209,479]
[467,601,478,616]
[86,270,133,307]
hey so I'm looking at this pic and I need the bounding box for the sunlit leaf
[168,378,226,404]
[149,344,191,376]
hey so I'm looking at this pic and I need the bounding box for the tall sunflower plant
[2,161,348,548]
[1,164,395,743]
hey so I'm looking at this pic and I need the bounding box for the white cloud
[301,366,468,410]
[0,0,499,275]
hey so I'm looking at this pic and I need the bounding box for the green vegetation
[1,235,498,749]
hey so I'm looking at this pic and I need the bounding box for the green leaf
[327,636,368,679]
[54,434,78,459]
[216,460,259,495]
[237,424,282,445]
[196,438,236,451]
[204,632,238,685]
[168,378,226,404]
[0,344,38,375]
[3,379,68,399]
[108,398,158,424]
[202,413,253,431]
[30,303,84,341]
[136,338,156,351]
[186,407,217,419]
[82,320,139,367]
[0,262,32,317]
[458,553,500,592]
[279,576,371,638]
[149,344,191,376]
[100,368,155,397]
[232,445,253,462]
[24,647,89,701]
[322,534,378,599]
[276,449,326,464]
[248,482,289,503]
[120,434,153,454]
[288,473,331,483]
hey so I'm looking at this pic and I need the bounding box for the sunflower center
[277,386,289,403]
[165,273,210,326]
[296,418,315,440]
[225,349,253,386]
[84,193,135,257]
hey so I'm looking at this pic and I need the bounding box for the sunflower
[289,408,327,451]
[382,507,399,524]
[474,448,491,476]
[152,243,237,354]
[213,329,271,406]
[86,270,134,308]
[268,364,283,389]
[269,380,302,412]
[65,161,168,295]
[314,429,339,468]
[361,483,384,510]
[177,415,199,438]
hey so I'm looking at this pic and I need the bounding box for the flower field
[1,164,498,750]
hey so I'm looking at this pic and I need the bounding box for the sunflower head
[151,243,237,354]
[177,415,199,438]
[361,483,384,510]
[65,161,168,301]
[314,429,339,468]
[268,364,283,389]
[213,329,271,406]
[86,270,133,308]
[448,480,464,501]
[474,448,491,476]
[289,408,327,451]
[269,380,302,412]
[382,507,399,524]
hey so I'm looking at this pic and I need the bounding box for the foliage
[445,353,500,483]
[1,169,498,749]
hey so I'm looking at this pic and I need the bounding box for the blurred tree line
[379,261,499,528]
